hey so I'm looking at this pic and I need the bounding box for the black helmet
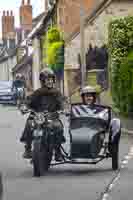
[39,68,55,83]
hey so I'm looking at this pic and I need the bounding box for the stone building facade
[64,0,133,95]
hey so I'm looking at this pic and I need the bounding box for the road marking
[98,145,133,200]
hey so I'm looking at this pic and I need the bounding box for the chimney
[45,0,49,11]
[20,0,32,34]
[10,11,15,33]
[2,11,6,40]
[2,10,15,42]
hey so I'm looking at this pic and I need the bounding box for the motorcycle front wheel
[32,139,52,177]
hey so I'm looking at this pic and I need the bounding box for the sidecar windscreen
[70,103,111,129]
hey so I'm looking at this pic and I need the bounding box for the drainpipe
[32,37,41,90]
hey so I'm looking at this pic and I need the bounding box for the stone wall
[64,67,80,96]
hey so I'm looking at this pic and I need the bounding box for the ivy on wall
[42,26,64,79]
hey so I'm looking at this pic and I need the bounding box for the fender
[109,118,121,144]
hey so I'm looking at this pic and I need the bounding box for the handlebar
[19,104,70,116]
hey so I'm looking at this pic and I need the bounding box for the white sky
[0,0,44,39]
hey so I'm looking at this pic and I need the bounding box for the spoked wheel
[32,140,51,177]
[112,143,119,170]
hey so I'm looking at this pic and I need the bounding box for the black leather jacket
[12,79,26,89]
[26,86,64,113]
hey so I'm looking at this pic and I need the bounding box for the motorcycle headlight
[29,120,35,128]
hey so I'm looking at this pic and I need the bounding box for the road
[0,105,132,200]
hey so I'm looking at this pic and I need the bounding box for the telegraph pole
[80,3,86,89]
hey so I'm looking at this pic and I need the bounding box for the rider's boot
[55,145,63,162]
[23,144,32,159]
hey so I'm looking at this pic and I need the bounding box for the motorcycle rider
[80,85,121,153]
[12,73,26,102]
[20,68,65,161]
[12,73,26,90]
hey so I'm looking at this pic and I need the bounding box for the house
[18,1,58,91]
[11,2,57,91]
[56,0,102,95]
[58,0,133,96]
[0,48,17,81]
[11,14,46,91]
[0,0,33,82]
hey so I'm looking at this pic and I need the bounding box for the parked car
[0,81,16,105]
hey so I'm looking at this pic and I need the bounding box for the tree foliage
[108,16,133,114]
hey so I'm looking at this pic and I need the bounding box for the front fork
[34,127,55,154]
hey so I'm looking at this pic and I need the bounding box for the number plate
[33,129,43,137]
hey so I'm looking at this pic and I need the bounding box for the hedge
[108,16,133,115]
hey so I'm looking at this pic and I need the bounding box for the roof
[0,10,46,63]
[0,46,6,58]
[32,12,46,27]
[20,14,46,46]
[21,1,57,45]
[12,54,32,73]
[0,2,57,68]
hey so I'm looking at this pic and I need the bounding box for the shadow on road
[17,165,114,180]
[47,167,113,177]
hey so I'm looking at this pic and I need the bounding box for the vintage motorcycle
[20,103,121,177]
[20,104,65,177]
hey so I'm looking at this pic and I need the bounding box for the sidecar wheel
[32,140,49,177]
[112,143,119,170]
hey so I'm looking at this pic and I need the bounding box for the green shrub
[108,16,133,115]
[43,26,65,77]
